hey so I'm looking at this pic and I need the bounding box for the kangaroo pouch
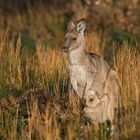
[67,62,96,97]
[84,94,109,123]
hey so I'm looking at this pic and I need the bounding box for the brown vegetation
[0,0,140,140]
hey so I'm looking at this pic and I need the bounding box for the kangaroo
[84,69,120,124]
[62,19,120,124]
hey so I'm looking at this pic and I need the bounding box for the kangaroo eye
[72,37,77,40]
[89,98,94,102]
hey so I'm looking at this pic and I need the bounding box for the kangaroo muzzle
[62,45,68,52]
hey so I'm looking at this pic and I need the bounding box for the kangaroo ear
[76,19,86,33]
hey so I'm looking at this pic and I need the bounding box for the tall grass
[0,30,140,140]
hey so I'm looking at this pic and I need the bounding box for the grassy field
[0,29,139,140]
[0,1,140,140]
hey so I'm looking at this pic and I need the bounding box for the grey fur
[62,19,120,124]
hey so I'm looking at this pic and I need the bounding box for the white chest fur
[66,61,96,97]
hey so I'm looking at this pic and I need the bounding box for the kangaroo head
[62,19,86,52]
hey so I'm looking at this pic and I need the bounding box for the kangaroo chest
[70,65,91,85]
[67,61,95,90]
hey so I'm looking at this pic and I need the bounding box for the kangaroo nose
[62,45,66,49]
[62,45,67,52]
